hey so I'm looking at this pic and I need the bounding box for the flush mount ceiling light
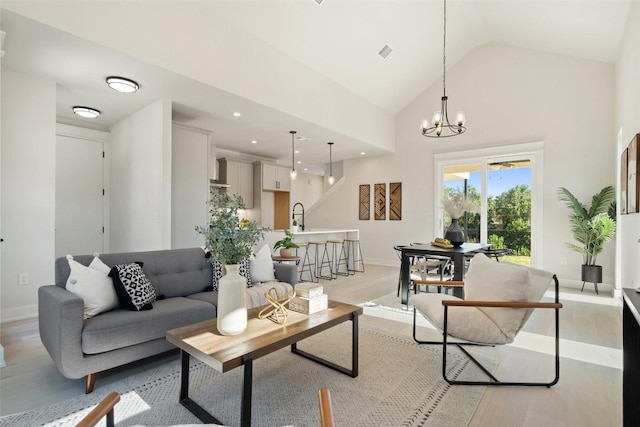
[72,106,101,118]
[105,76,139,93]
[327,142,335,185]
[290,130,297,180]
[420,0,466,138]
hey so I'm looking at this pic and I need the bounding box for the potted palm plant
[557,186,616,293]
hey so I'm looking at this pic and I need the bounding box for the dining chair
[410,253,562,387]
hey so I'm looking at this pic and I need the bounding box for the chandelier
[421,0,466,138]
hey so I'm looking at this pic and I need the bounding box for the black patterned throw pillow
[109,262,156,311]
[209,258,252,291]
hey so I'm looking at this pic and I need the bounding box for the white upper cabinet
[219,158,254,208]
[262,163,291,192]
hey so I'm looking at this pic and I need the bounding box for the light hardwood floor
[0,263,622,425]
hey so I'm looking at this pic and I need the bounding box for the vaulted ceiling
[0,1,632,169]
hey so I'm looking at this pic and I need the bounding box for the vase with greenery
[291,219,299,232]
[273,229,299,257]
[195,191,270,335]
[442,192,480,247]
[557,186,616,293]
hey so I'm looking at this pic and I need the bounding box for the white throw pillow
[463,253,529,342]
[250,244,276,283]
[65,255,119,319]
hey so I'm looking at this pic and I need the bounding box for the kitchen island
[263,229,361,275]
[265,229,359,250]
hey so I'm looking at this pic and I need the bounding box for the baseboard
[1,303,38,323]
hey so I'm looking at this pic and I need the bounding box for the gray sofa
[38,247,297,393]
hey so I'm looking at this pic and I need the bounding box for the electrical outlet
[560,257,567,265]
[18,272,29,286]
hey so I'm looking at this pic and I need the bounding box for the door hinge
[103,151,105,158]
[102,227,105,233]
[102,189,105,196]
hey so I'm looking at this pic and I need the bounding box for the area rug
[0,324,492,427]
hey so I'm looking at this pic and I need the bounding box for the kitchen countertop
[291,228,358,235]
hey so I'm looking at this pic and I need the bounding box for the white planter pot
[291,225,299,232]
[216,264,247,336]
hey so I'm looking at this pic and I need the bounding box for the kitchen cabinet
[218,158,254,208]
[262,163,291,192]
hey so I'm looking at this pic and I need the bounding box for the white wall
[1,68,56,321]
[616,1,640,289]
[290,171,324,228]
[3,1,394,153]
[308,43,616,287]
[109,99,172,252]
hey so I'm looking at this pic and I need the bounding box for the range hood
[210,179,230,188]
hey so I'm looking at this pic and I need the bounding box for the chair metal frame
[413,275,562,387]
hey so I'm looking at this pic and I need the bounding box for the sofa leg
[86,373,97,394]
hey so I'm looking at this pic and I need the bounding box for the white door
[55,135,104,258]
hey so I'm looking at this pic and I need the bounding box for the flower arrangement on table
[442,192,480,219]
[441,192,479,247]
[195,191,270,265]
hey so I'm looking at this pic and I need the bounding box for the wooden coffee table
[166,300,362,427]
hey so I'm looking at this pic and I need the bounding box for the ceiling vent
[378,45,393,59]
[312,0,324,5]
[296,135,311,142]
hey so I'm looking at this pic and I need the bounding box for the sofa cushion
[65,255,119,319]
[246,282,294,308]
[250,244,276,283]
[211,258,251,291]
[55,248,213,299]
[109,263,156,311]
[81,297,215,354]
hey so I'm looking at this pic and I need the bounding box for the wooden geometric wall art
[629,134,639,213]
[621,148,628,215]
[374,183,386,220]
[359,184,370,220]
[389,182,402,220]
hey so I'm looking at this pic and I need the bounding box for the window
[434,142,543,267]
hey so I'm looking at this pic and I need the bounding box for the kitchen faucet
[292,202,305,231]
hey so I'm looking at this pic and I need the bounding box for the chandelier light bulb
[456,111,466,126]
[421,118,430,132]
[432,111,442,126]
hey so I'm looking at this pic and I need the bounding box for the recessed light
[251,140,258,144]
[304,168,308,171]
[233,112,241,117]
[297,161,302,165]
[360,152,366,155]
[295,150,300,154]
[106,76,139,93]
[72,106,101,118]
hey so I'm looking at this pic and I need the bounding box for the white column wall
[109,99,172,252]
[1,68,56,321]
[615,1,640,289]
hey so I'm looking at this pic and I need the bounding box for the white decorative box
[289,294,328,315]
[294,282,324,299]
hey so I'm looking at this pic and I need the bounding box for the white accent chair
[410,253,562,387]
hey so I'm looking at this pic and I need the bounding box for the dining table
[398,242,490,305]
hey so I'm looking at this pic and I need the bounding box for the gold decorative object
[257,288,296,325]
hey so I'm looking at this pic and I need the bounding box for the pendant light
[290,131,297,180]
[420,0,466,138]
[327,142,335,185]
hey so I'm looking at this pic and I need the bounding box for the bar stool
[345,238,365,274]
[296,242,314,282]
[327,239,349,278]
[309,241,332,280]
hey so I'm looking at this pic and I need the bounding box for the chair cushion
[463,253,529,342]
[410,293,512,344]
